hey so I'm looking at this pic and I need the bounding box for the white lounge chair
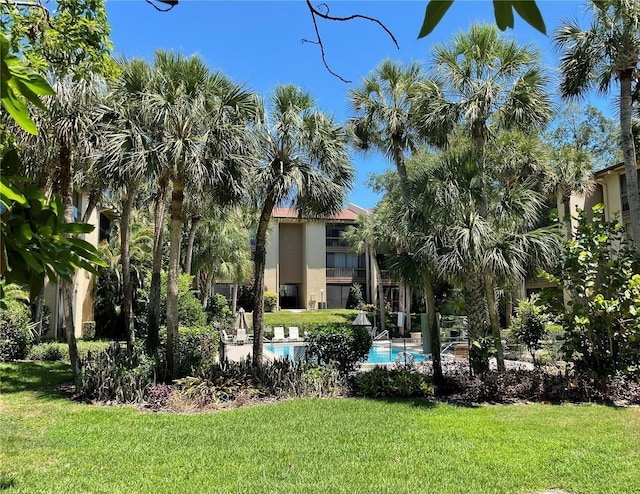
[287,327,302,342]
[221,330,234,344]
[272,326,286,342]
[234,328,247,345]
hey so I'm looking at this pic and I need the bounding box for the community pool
[263,342,428,365]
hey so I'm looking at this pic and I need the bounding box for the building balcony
[326,268,366,282]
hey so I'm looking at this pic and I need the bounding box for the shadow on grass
[0,361,72,399]
[0,474,16,490]
[357,396,439,409]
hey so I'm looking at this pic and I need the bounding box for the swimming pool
[263,342,427,365]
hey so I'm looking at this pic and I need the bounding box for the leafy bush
[156,273,206,328]
[510,294,554,365]
[263,291,278,312]
[306,323,372,374]
[80,343,160,403]
[437,363,640,405]
[27,342,64,361]
[205,293,234,327]
[544,205,640,381]
[178,325,219,376]
[355,367,432,398]
[0,299,31,361]
[27,340,112,362]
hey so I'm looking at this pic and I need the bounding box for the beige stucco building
[558,161,639,240]
[259,203,395,310]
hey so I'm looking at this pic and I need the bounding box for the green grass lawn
[1,362,639,493]
[262,309,360,330]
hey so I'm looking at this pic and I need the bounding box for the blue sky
[106,0,609,208]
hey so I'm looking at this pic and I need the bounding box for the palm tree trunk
[372,253,385,334]
[231,283,238,315]
[464,273,490,375]
[184,214,202,275]
[484,274,505,372]
[252,194,276,367]
[423,272,442,382]
[81,189,101,224]
[120,184,137,351]
[166,179,184,379]
[620,69,640,252]
[392,135,410,203]
[563,194,572,240]
[147,177,168,355]
[59,141,82,389]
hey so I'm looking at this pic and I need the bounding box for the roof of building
[272,204,365,221]
[594,161,640,178]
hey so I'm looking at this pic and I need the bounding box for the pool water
[263,343,427,365]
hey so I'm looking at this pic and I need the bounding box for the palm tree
[149,52,258,378]
[545,147,595,239]
[191,211,253,308]
[34,75,103,388]
[429,132,561,373]
[417,24,553,372]
[99,58,154,350]
[343,213,387,335]
[349,59,426,203]
[554,0,640,251]
[252,84,354,366]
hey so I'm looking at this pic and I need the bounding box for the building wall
[278,223,303,284]
[303,222,326,310]
[43,191,99,339]
[264,222,279,294]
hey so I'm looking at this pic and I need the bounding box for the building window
[620,170,640,214]
[325,223,348,247]
[99,213,112,242]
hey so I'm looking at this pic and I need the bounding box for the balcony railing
[326,238,348,248]
[326,268,366,279]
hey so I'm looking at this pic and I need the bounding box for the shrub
[178,325,219,376]
[0,299,31,361]
[510,294,553,365]
[157,273,206,328]
[306,323,372,374]
[355,367,432,398]
[544,205,640,381]
[27,342,64,361]
[82,321,96,339]
[205,293,234,326]
[263,291,278,312]
[80,343,160,403]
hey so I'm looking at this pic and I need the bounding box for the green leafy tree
[252,84,354,366]
[554,0,640,251]
[545,205,640,382]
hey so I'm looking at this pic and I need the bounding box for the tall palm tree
[417,24,553,372]
[554,0,640,251]
[36,75,103,388]
[430,132,561,373]
[149,52,258,378]
[252,84,354,366]
[99,58,154,350]
[349,59,426,203]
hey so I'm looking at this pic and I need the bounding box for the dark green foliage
[355,367,432,398]
[178,325,218,376]
[205,293,234,327]
[236,285,254,312]
[27,340,111,362]
[510,295,552,365]
[80,343,161,403]
[0,299,30,361]
[545,205,640,380]
[263,291,278,312]
[163,274,206,328]
[306,323,372,374]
